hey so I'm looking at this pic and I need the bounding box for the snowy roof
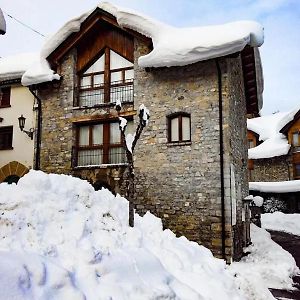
[249,180,300,193]
[247,105,300,159]
[22,1,264,86]
[0,53,40,81]
[0,8,6,35]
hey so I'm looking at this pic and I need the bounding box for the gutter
[29,87,42,170]
[215,58,226,260]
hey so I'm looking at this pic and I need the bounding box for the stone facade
[249,156,290,182]
[37,35,251,262]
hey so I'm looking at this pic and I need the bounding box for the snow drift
[0,170,243,300]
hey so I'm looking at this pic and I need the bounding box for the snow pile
[262,212,300,236]
[247,105,300,159]
[229,224,299,299]
[250,180,300,193]
[22,1,263,85]
[253,195,264,207]
[0,170,245,300]
[0,53,40,81]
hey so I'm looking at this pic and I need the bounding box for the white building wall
[0,85,35,169]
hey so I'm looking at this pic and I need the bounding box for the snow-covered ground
[262,212,300,236]
[0,171,298,299]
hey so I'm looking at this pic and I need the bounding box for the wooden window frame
[0,87,11,108]
[74,120,129,166]
[77,48,134,107]
[292,130,300,147]
[0,126,13,150]
[167,112,191,143]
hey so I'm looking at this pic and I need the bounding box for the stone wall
[250,156,290,182]
[133,39,248,261]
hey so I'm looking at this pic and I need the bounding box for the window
[0,126,13,150]
[74,120,133,166]
[294,163,300,179]
[0,87,11,108]
[248,139,254,149]
[77,48,134,107]
[168,113,191,143]
[292,131,300,146]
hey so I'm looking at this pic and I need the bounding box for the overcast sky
[1,0,299,115]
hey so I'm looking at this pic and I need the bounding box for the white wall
[0,85,35,169]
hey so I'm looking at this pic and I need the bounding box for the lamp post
[18,115,34,140]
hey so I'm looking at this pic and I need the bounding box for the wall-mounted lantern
[18,115,34,140]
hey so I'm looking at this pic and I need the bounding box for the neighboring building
[247,107,300,212]
[21,3,264,261]
[0,8,6,35]
[0,53,38,183]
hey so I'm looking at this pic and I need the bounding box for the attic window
[292,131,300,147]
[168,113,191,143]
[77,48,134,107]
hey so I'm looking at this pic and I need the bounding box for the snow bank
[229,224,299,299]
[0,53,40,81]
[262,212,300,236]
[0,170,244,300]
[249,180,300,193]
[247,105,300,159]
[22,1,263,85]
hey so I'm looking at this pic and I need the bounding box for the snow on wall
[249,180,300,193]
[22,1,264,86]
[248,105,300,159]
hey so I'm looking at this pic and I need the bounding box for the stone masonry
[37,36,250,262]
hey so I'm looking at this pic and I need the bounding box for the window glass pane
[111,71,122,83]
[248,139,254,149]
[110,122,121,144]
[182,116,190,141]
[92,124,103,145]
[171,117,179,142]
[94,74,104,87]
[293,133,299,146]
[79,126,89,146]
[109,147,126,164]
[110,50,133,70]
[125,69,134,80]
[78,149,102,166]
[85,54,105,74]
[0,126,13,149]
[295,164,300,177]
[80,76,91,88]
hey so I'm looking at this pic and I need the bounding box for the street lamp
[18,115,34,140]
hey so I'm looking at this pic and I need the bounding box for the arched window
[168,113,191,143]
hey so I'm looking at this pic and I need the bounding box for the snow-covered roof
[0,8,6,35]
[249,180,300,193]
[22,1,264,86]
[247,105,300,159]
[0,53,40,81]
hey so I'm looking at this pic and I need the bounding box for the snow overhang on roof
[0,53,42,83]
[22,1,264,86]
[0,8,6,35]
[247,105,300,159]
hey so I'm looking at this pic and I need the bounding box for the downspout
[215,58,226,260]
[29,87,42,170]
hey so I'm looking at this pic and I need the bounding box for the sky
[0,0,299,115]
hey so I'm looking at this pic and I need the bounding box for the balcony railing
[74,79,134,107]
[72,145,127,167]
[292,145,300,153]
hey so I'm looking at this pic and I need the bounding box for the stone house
[21,3,264,262]
[247,107,300,212]
[0,53,38,183]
